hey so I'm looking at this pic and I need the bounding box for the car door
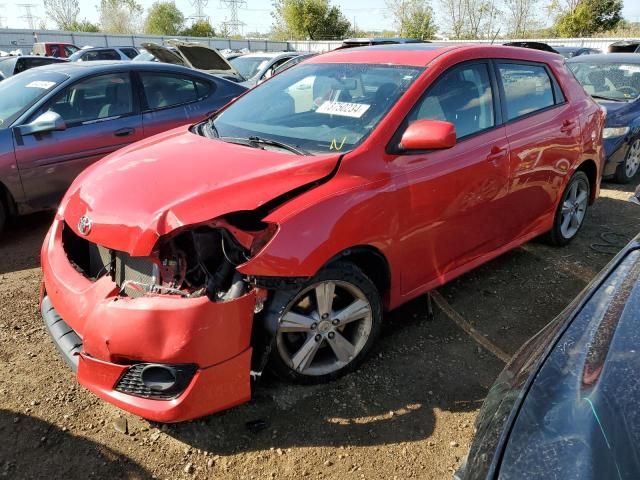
[496,61,581,241]
[13,71,143,211]
[137,70,217,137]
[389,61,511,293]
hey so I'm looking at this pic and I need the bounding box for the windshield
[230,56,270,80]
[569,61,640,101]
[0,70,67,128]
[209,63,423,154]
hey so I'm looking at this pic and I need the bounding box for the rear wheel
[0,198,6,234]
[614,139,640,184]
[545,171,590,246]
[267,261,382,384]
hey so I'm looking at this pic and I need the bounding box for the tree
[68,19,101,32]
[43,0,79,31]
[554,0,622,37]
[99,0,143,34]
[503,0,541,38]
[272,0,351,40]
[386,0,437,40]
[181,19,216,37]
[144,1,185,35]
[439,0,467,38]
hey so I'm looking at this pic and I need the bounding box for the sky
[1,0,639,34]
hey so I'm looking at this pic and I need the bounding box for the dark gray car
[0,56,67,81]
[0,61,246,231]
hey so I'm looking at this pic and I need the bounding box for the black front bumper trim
[41,296,82,372]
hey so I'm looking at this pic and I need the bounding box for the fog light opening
[141,365,178,392]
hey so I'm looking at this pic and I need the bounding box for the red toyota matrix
[41,44,604,422]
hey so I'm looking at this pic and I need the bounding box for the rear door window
[498,63,556,121]
[139,72,206,110]
[120,48,138,59]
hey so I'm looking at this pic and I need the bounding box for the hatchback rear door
[13,71,143,211]
[496,61,581,240]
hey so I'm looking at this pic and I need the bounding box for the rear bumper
[41,217,257,422]
[603,137,629,177]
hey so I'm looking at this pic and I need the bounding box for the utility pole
[18,3,38,30]
[220,0,246,36]
[190,0,210,22]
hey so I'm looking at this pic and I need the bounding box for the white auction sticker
[25,80,56,89]
[316,101,370,118]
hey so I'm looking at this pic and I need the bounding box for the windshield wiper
[591,94,627,102]
[247,136,309,156]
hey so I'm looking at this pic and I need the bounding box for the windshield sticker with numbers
[316,101,370,118]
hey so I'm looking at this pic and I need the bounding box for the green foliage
[144,1,185,35]
[181,19,216,37]
[387,0,437,40]
[554,0,622,37]
[68,19,101,32]
[272,0,351,40]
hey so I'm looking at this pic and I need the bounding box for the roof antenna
[490,28,501,45]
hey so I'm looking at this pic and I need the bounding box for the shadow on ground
[0,410,152,479]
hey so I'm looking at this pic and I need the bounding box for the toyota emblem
[77,215,93,236]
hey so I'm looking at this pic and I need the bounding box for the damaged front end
[62,213,277,308]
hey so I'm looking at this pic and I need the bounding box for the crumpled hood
[60,126,340,255]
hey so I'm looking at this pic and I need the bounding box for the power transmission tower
[0,4,5,28]
[220,0,246,36]
[190,0,210,22]
[18,3,38,30]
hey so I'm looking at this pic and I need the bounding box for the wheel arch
[0,180,17,216]
[575,159,598,204]
[325,245,392,308]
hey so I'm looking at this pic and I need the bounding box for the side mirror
[399,119,456,151]
[17,111,66,136]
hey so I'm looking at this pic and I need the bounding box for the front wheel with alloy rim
[615,138,640,184]
[545,171,590,246]
[267,261,382,384]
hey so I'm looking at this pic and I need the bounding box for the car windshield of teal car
[207,63,423,154]
[0,70,67,128]
[569,62,640,101]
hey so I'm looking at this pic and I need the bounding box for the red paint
[42,44,604,422]
[400,119,457,150]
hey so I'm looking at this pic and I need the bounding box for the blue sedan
[568,54,640,183]
[0,61,246,231]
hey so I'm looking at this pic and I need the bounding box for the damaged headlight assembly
[120,218,278,302]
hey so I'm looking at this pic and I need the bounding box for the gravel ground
[0,182,638,480]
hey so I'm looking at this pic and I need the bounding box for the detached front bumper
[41,218,257,422]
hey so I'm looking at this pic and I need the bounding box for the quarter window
[140,72,208,110]
[498,63,556,121]
[410,63,495,139]
[46,73,134,125]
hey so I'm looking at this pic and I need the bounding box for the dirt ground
[1,181,639,480]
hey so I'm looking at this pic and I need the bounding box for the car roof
[238,51,297,59]
[31,60,212,78]
[567,53,640,63]
[306,43,558,67]
[342,37,424,44]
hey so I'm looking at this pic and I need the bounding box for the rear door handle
[560,120,576,133]
[486,145,507,162]
[114,127,134,137]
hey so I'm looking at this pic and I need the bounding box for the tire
[0,198,6,235]
[266,261,382,384]
[544,171,590,246]
[614,139,640,184]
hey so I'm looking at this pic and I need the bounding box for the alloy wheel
[626,140,640,179]
[560,178,589,239]
[276,280,373,377]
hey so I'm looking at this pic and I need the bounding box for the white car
[68,46,140,62]
[229,52,304,87]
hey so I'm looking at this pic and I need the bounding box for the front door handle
[114,127,135,137]
[486,145,507,162]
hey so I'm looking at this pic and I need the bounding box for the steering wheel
[619,86,639,97]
